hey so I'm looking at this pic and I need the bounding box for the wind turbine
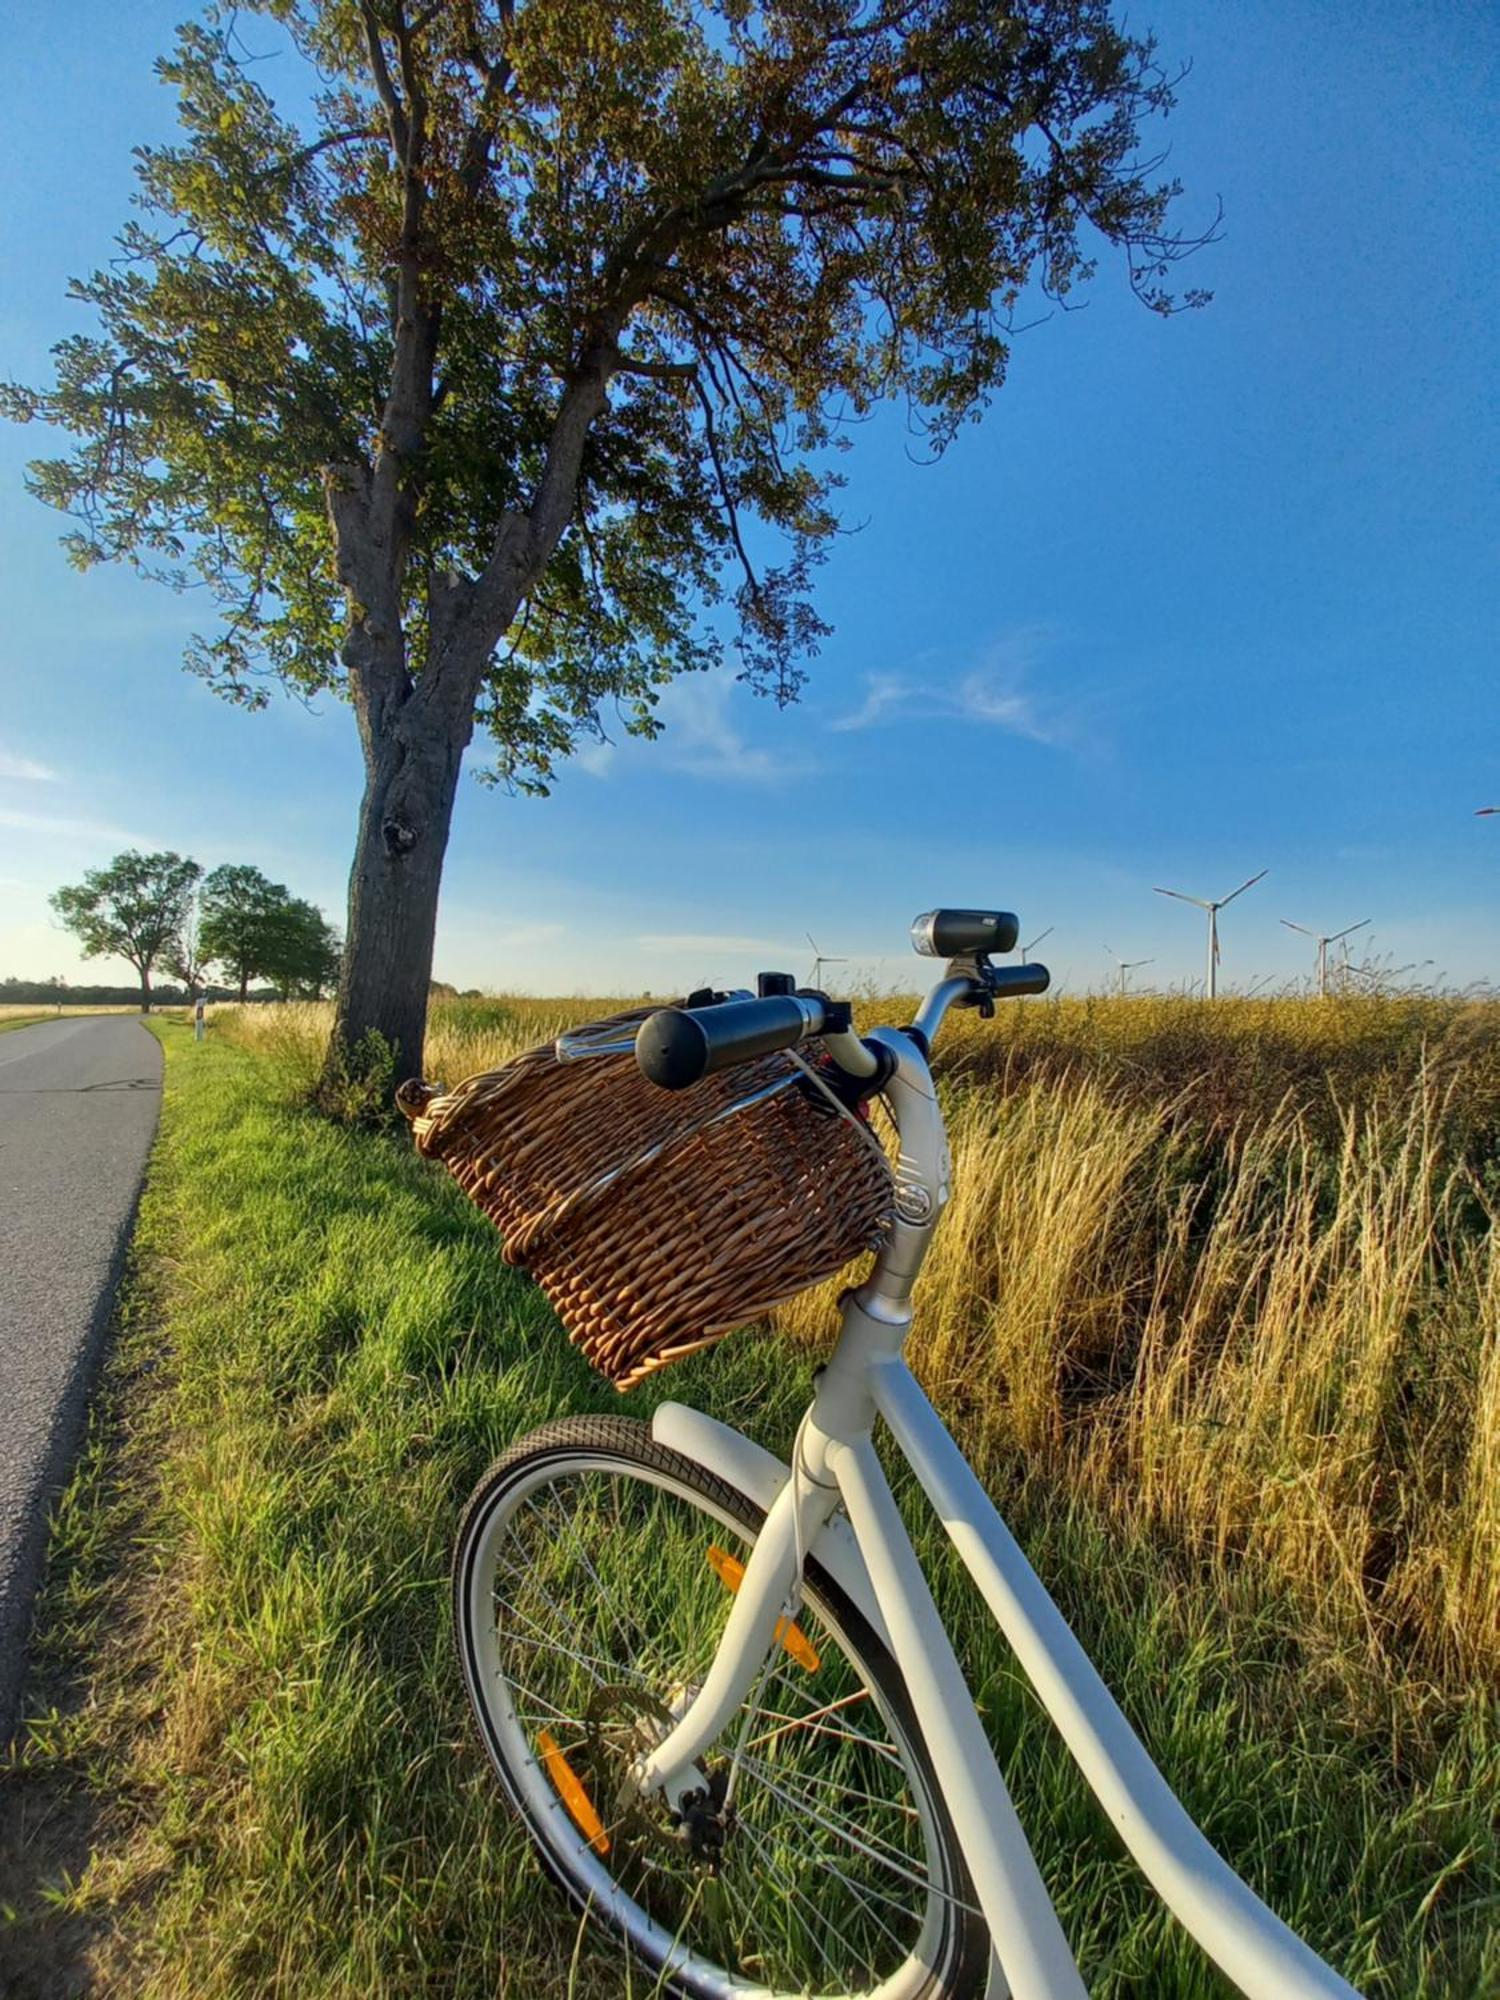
[1020,926,1054,965]
[1477,807,1498,816]
[1280,916,1369,999]
[1154,868,1267,1000]
[805,932,848,990]
[1105,946,1153,997]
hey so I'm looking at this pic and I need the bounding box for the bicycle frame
[633,1019,1362,2000]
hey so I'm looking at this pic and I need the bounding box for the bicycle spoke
[731,1752,935,1899]
[744,1705,903,1766]
[734,1816,887,1988]
[522,1492,658,1668]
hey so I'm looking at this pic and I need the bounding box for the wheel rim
[458,1450,965,2000]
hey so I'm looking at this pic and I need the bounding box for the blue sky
[1,0,1495,997]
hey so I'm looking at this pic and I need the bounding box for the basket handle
[554,994,754,1065]
[554,1024,641,1063]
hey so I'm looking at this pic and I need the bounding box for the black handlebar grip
[635,995,820,1091]
[988,962,1051,997]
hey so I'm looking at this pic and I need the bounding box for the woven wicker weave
[397,1006,894,1390]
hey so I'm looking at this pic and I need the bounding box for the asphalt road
[0,1017,162,1738]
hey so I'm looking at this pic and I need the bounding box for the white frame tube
[870,1358,1361,2000]
[827,1431,1088,2000]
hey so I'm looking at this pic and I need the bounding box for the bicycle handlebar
[635,958,1052,1092]
[982,963,1051,999]
[635,994,831,1091]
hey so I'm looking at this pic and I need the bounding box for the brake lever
[943,953,995,1016]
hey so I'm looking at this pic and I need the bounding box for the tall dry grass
[869,1068,1499,1699]
[219,990,1500,1700]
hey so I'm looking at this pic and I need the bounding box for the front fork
[632,1443,843,1816]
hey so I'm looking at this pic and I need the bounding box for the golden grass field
[217,987,1500,1712]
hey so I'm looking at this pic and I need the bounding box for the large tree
[51,850,203,1011]
[5,0,1210,1091]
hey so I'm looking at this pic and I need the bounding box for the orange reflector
[706,1544,821,1673]
[536,1729,610,1854]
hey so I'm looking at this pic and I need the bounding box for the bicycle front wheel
[453,1415,990,1999]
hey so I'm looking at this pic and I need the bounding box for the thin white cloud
[0,749,56,782]
[658,674,816,783]
[832,626,1070,748]
[637,932,800,955]
[953,672,1055,740]
[559,672,814,785]
[831,672,912,733]
[438,917,567,951]
[0,806,159,846]
[488,921,568,948]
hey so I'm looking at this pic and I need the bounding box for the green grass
[1,1024,1494,1996]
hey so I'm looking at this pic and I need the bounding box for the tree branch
[693,375,758,597]
[275,127,381,179]
[358,2,410,163]
[456,43,515,195]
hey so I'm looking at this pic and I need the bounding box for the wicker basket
[397,1006,894,1390]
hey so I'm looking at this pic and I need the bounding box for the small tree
[51,851,202,1011]
[199,863,286,1000]
[6,0,1211,1094]
[167,889,211,999]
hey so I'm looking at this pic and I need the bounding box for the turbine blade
[1153,887,1211,908]
[1218,868,1269,908]
[1328,919,1371,943]
[1280,920,1316,938]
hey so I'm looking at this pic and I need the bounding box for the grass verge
[1,1023,1494,1995]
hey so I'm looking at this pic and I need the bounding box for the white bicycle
[451,910,1363,2000]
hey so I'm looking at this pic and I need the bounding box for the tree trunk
[139,967,152,1014]
[324,706,469,1094]
[238,968,248,1003]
